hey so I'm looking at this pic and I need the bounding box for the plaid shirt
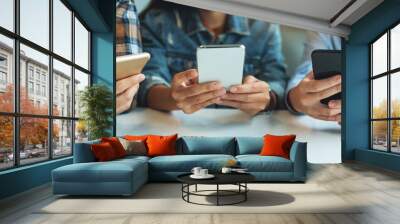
[116,0,142,56]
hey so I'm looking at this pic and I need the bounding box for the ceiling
[165,0,384,37]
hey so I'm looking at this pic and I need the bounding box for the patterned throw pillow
[119,138,147,156]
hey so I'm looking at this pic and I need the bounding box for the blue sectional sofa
[52,136,307,196]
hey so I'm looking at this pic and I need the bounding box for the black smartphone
[311,50,342,105]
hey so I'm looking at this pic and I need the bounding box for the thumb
[243,75,258,84]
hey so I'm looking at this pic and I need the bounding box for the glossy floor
[0,162,400,224]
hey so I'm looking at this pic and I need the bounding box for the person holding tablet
[115,0,145,114]
[137,1,286,115]
[285,32,342,122]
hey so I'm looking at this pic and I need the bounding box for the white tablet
[197,45,245,88]
[116,52,150,81]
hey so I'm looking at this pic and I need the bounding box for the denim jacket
[138,7,287,109]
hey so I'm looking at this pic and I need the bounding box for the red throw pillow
[146,134,178,157]
[260,134,296,159]
[101,137,126,158]
[91,142,117,162]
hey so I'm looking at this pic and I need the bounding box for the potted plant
[79,84,113,140]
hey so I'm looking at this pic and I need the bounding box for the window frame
[0,0,92,171]
[370,21,400,154]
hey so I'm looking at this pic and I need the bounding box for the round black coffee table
[177,173,255,206]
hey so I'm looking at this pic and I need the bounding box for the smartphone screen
[311,50,342,105]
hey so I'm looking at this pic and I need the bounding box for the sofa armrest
[289,141,307,181]
[73,140,99,163]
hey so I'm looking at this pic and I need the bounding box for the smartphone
[311,50,342,105]
[116,52,150,81]
[197,44,245,88]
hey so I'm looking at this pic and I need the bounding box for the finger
[116,85,139,113]
[336,114,342,123]
[229,81,268,94]
[221,92,267,103]
[315,106,341,117]
[328,100,342,109]
[302,75,341,92]
[116,74,145,95]
[243,75,258,83]
[172,69,198,88]
[218,99,263,111]
[314,84,341,100]
[118,84,139,103]
[305,71,314,80]
[183,97,221,114]
[179,88,226,108]
[173,82,223,101]
[309,114,341,122]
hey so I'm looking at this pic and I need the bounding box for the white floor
[117,108,342,163]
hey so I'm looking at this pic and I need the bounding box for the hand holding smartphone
[311,50,342,105]
[116,52,150,81]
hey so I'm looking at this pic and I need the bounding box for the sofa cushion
[236,155,293,172]
[53,158,148,183]
[179,136,236,155]
[149,154,235,172]
[101,137,127,158]
[260,134,296,159]
[118,138,147,156]
[147,134,178,157]
[235,137,263,155]
[91,142,118,162]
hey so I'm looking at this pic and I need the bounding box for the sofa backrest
[235,137,264,155]
[73,139,100,163]
[177,136,236,155]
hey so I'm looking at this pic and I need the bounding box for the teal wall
[344,0,400,171]
[0,0,115,200]
[0,158,72,199]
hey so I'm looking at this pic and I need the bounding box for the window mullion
[388,30,391,153]
[71,10,76,155]
[48,0,54,160]
[13,0,21,167]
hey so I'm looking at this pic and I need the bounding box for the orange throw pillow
[260,134,296,159]
[146,134,178,157]
[124,135,149,141]
[91,142,117,162]
[101,137,126,158]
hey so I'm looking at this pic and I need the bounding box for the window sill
[0,156,72,176]
[355,148,400,172]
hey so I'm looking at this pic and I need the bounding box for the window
[0,55,7,67]
[35,70,41,81]
[0,54,8,87]
[28,67,34,80]
[28,81,34,94]
[36,83,40,95]
[42,85,46,97]
[371,23,400,154]
[0,35,13,113]
[0,0,14,32]
[0,0,91,170]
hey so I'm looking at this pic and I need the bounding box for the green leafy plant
[79,84,113,140]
